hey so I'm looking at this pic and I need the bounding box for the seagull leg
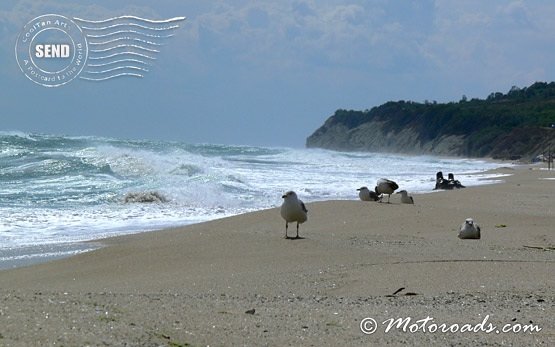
[296,222,300,239]
[285,222,289,239]
[387,194,391,203]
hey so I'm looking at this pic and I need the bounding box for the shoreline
[0,163,518,272]
[0,139,512,249]
[0,163,553,345]
[0,242,102,271]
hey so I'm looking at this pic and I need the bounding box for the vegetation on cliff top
[307,81,555,158]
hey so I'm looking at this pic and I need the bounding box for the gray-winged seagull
[397,190,414,204]
[458,218,481,239]
[280,191,308,239]
[357,186,379,201]
[375,178,399,203]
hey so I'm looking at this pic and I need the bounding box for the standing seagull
[396,190,414,204]
[357,186,379,201]
[280,191,308,239]
[375,178,399,203]
[458,218,481,239]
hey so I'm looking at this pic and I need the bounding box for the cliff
[306,82,555,159]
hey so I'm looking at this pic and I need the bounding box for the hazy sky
[1,0,555,146]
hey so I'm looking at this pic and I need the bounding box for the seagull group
[357,178,413,204]
[279,179,481,241]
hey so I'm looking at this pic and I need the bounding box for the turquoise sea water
[0,131,507,264]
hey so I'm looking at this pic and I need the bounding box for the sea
[0,131,508,268]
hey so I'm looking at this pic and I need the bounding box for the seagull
[375,178,399,203]
[280,191,308,239]
[396,190,414,204]
[357,186,379,201]
[458,218,481,239]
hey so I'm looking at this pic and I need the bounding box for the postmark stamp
[15,14,88,87]
[15,14,185,87]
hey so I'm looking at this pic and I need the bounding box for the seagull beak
[281,195,286,198]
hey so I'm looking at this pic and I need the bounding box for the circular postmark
[15,14,88,87]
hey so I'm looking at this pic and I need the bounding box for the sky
[1,0,555,147]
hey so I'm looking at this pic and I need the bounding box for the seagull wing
[300,201,308,213]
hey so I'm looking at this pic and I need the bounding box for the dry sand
[0,165,553,346]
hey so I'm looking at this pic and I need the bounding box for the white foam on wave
[0,203,238,249]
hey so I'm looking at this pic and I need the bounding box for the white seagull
[396,190,414,204]
[357,186,379,201]
[458,218,481,239]
[280,191,308,239]
[375,178,399,203]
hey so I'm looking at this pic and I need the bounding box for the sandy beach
[0,165,553,346]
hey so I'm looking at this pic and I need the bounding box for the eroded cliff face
[306,112,555,159]
[306,120,466,156]
[306,82,555,159]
